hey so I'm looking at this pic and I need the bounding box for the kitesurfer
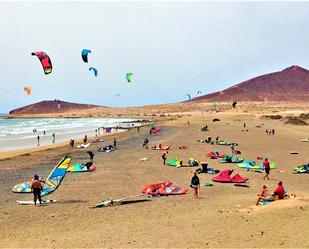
[190,172,200,199]
[52,133,56,144]
[31,175,43,205]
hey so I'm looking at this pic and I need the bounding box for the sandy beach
[1,109,309,248]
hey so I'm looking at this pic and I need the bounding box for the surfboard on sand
[17,200,57,205]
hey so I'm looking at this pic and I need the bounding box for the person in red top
[273,181,285,199]
[263,158,270,180]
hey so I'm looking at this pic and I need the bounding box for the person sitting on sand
[230,145,235,154]
[273,181,285,200]
[256,185,271,205]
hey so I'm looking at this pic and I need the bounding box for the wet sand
[1,112,309,248]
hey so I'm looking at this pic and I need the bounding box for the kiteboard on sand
[17,200,57,205]
[92,194,150,208]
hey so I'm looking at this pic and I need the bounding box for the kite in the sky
[89,67,98,77]
[232,101,237,108]
[126,72,133,83]
[24,86,31,96]
[197,90,202,94]
[186,93,192,101]
[31,51,52,75]
[81,49,91,63]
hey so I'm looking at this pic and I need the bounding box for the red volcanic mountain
[194,65,309,102]
[9,100,102,115]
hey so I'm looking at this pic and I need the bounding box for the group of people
[36,133,56,146]
[256,181,286,205]
[266,129,275,135]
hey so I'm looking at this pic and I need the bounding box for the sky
[0,1,309,113]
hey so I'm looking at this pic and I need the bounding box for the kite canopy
[186,93,192,101]
[24,86,31,96]
[31,51,52,75]
[212,169,248,183]
[141,182,188,196]
[197,90,202,94]
[126,72,133,83]
[81,49,91,63]
[89,67,98,77]
[232,101,237,108]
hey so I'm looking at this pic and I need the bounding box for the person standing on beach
[215,136,219,145]
[31,175,42,205]
[191,172,200,198]
[162,151,167,165]
[272,129,275,136]
[37,135,40,146]
[263,158,270,180]
[84,135,88,144]
[113,138,117,149]
[52,133,55,144]
[243,122,246,129]
[87,151,94,162]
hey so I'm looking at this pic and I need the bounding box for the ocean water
[0,118,138,152]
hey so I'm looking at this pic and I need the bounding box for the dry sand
[1,110,309,248]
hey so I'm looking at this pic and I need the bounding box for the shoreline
[0,127,142,161]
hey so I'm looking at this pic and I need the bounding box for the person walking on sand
[162,151,167,165]
[87,151,94,163]
[52,133,55,144]
[263,158,270,180]
[31,175,43,205]
[113,138,117,149]
[215,136,219,145]
[243,122,246,129]
[191,172,200,198]
[143,138,149,149]
[37,135,40,146]
[272,129,275,136]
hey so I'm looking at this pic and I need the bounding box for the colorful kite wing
[31,51,52,75]
[81,49,91,63]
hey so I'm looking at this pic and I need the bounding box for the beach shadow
[59,199,89,204]
[114,199,151,206]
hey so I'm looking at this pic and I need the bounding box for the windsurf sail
[12,156,71,197]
